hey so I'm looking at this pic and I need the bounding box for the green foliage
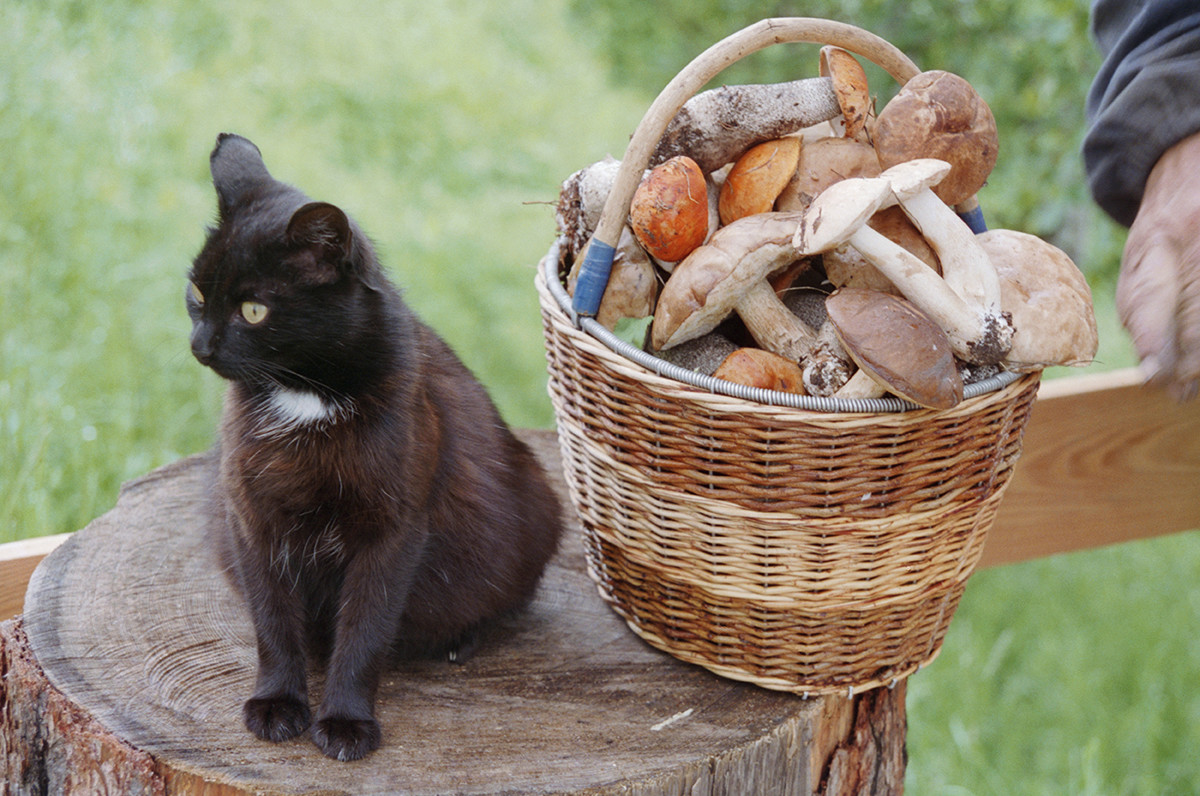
[1,0,644,539]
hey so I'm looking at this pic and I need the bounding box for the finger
[1171,242,1200,400]
[1116,239,1179,381]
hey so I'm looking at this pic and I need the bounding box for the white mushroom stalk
[794,162,1014,365]
[884,159,1001,311]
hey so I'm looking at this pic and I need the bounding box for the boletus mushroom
[873,70,998,208]
[652,77,842,173]
[630,155,709,263]
[978,229,1099,370]
[719,137,802,225]
[651,211,819,360]
[826,288,964,408]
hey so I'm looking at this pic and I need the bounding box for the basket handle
[572,17,921,318]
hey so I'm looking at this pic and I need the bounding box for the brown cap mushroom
[977,229,1099,371]
[873,70,998,207]
[630,155,709,263]
[652,211,818,360]
[713,347,807,394]
[719,137,801,225]
[826,288,964,408]
[774,137,880,212]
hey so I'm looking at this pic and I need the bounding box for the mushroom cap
[977,229,1099,370]
[819,46,871,140]
[874,70,998,206]
[826,288,964,409]
[794,175,893,254]
[652,212,803,350]
[775,137,880,212]
[719,137,802,225]
[880,158,952,200]
[630,156,709,262]
[713,347,807,394]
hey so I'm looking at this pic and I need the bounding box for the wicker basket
[540,19,1041,696]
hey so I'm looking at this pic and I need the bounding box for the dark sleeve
[1084,0,1200,226]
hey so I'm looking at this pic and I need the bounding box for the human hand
[1117,131,1200,400]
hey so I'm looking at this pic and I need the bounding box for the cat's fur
[187,133,563,761]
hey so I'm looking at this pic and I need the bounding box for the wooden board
[982,369,1200,567]
[9,431,903,795]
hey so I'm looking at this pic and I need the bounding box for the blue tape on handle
[958,204,988,234]
[570,240,617,317]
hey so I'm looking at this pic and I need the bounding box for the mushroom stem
[886,161,1001,308]
[801,321,854,395]
[847,224,1010,363]
[736,281,821,361]
[833,368,887,399]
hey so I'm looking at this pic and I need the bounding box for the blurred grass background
[1,0,1195,792]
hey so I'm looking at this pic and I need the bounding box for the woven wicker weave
[540,19,1041,695]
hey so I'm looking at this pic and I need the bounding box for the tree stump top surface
[22,431,838,795]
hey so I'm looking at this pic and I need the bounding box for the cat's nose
[191,325,217,365]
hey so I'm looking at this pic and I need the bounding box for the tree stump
[1,430,905,795]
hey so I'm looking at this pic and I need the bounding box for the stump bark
[1,430,905,795]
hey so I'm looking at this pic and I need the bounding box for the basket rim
[540,248,1025,414]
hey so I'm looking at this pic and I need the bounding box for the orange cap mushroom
[629,156,709,263]
[718,137,801,225]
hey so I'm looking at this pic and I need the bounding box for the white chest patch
[257,388,345,436]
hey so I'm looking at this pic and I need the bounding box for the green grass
[2,2,1197,792]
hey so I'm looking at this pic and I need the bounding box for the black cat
[187,133,563,761]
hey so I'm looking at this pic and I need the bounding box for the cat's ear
[210,133,272,217]
[286,202,353,283]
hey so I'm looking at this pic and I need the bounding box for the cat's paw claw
[311,716,382,761]
[243,696,311,742]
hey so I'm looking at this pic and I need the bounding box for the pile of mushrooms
[555,47,1098,409]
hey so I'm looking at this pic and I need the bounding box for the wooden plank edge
[1,533,72,620]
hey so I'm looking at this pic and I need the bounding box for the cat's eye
[241,301,269,324]
[188,282,204,306]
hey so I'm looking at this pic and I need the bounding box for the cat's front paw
[243,696,312,742]
[311,716,382,761]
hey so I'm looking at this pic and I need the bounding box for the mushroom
[651,211,819,360]
[651,78,842,173]
[775,137,880,212]
[556,156,622,262]
[780,288,855,395]
[630,156,709,263]
[713,347,807,394]
[719,137,802,225]
[883,159,999,311]
[826,288,964,408]
[873,70,998,210]
[819,46,871,140]
[793,162,1014,366]
[568,227,659,332]
[977,229,1099,370]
